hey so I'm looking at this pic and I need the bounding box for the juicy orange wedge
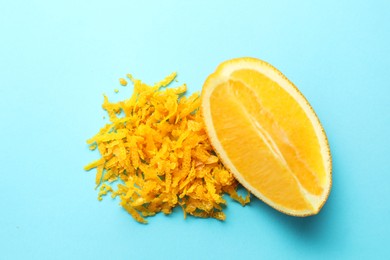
[201,57,332,216]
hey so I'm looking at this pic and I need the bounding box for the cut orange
[201,57,332,216]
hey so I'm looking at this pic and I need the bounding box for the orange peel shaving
[85,72,250,223]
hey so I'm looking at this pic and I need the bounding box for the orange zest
[85,72,250,223]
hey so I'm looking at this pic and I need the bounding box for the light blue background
[1,1,389,259]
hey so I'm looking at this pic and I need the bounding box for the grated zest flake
[85,73,250,223]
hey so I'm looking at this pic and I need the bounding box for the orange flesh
[209,70,327,211]
[231,69,326,188]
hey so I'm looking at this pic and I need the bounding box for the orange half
[201,57,332,216]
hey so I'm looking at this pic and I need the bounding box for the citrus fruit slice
[201,57,332,216]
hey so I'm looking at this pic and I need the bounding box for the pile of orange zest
[84,72,250,223]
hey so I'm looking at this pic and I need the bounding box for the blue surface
[1,1,389,259]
